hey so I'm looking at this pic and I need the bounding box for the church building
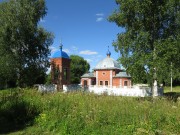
[50,43,71,91]
[81,48,131,88]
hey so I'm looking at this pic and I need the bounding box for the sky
[39,0,124,71]
[0,0,124,71]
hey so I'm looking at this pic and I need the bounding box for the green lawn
[164,86,180,93]
[0,88,180,135]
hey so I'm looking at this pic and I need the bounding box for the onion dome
[52,43,69,59]
[106,46,111,57]
[94,46,120,70]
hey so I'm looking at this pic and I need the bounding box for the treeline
[0,0,53,89]
[109,0,180,86]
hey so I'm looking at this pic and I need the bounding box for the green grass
[0,88,180,135]
[164,86,180,93]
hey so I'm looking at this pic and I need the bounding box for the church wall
[50,58,62,84]
[113,69,121,76]
[113,78,120,87]
[81,78,90,86]
[81,78,96,86]
[62,58,71,85]
[50,57,71,89]
[97,70,111,86]
[113,78,131,88]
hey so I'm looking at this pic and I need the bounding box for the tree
[70,55,90,84]
[0,0,54,88]
[109,0,180,96]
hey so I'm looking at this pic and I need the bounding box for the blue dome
[52,50,69,59]
[106,50,111,56]
[106,46,111,56]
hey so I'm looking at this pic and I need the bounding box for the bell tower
[50,42,71,91]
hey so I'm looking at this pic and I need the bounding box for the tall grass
[0,88,180,134]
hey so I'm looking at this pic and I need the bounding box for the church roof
[52,51,69,59]
[94,57,120,70]
[94,47,121,70]
[52,44,69,59]
[114,72,131,78]
[81,72,95,78]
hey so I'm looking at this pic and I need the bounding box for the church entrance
[84,80,88,86]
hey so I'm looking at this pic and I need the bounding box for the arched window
[124,81,128,86]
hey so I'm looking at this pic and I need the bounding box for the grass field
[0,87,179,135]
[164,86,180,93]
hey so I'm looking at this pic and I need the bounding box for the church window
[124,81,128,86]
[105,81,108,86]
[100,81,103,85]
[54,65,59,80]
[91,80,96,85]
[84,80,87,86]
[63,68,68,80]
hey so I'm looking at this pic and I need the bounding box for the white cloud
[96,17,104,22]
[79,50,98,55]
[96,13,104,16]
[95,13,104,22]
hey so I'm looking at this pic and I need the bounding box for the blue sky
[39,0,124,71]
[0,0,124,71]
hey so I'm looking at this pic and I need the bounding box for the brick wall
[50,57,71,90]
[113,78,131,87]
[96,70,111,86]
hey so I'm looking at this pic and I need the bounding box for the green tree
[0,0,53,88]
[70,55,90,84]
[45,73,51,85]
[109,0,180,96]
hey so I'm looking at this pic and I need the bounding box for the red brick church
[50,43,71,91]
[50,42,131,91]
[81,48,131,88]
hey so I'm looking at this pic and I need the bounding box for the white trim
[88,79,90,86]
[96,71,98,86]
[120,79,122,87]
[110,70,112,87]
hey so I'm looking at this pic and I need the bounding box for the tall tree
[109,0,180,96]
[0,0,54,87]
[70,55,90,84]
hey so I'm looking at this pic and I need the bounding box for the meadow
[0,87,179,135]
